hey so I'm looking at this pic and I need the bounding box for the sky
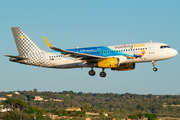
[0,0,179,95]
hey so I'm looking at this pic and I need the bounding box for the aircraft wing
[43,36,105,61]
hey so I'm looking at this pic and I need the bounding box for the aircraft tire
[89,70,95,76]
[153,67,158,72]
[100,72,106,78]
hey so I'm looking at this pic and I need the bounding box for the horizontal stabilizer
[4,55,29,60]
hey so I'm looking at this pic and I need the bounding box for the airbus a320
[5,27,178,77]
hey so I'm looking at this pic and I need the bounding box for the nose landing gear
[152,61,158,72]
[100,68,106,78]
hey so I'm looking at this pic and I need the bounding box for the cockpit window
[160,45,170,49]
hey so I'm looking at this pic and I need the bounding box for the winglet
[43,36,52,47]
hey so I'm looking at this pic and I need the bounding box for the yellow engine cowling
[97,58,120,68]
[111,63,135,71]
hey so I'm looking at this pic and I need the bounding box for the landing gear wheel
[89,70,95,76]
[100,72,106,77]
[153,67,158,72]
[152,61,158,72]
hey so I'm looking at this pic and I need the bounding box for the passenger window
[108,50,110,53]
[49,56,51,58]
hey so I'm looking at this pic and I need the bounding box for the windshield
[160,45,170,49]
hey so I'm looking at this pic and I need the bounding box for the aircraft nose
[171,49,178,57]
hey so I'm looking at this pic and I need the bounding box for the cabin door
[149,43,154,54]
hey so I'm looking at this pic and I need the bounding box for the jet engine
[96,58,120,68]
[95,56,127,68]
[111,63,135,71]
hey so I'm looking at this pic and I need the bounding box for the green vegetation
[0,90,180,119]
[2,99,28,111]
[128,113,157,120]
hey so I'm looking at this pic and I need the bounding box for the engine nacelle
[97,58,120,68]
[111,63,135,71]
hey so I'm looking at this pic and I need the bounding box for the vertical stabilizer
[11,27,42,56]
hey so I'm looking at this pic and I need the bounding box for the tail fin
[11,27,42,57]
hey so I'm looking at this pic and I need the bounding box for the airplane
[5,27,178,77]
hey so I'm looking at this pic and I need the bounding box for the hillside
[1,90,180,118]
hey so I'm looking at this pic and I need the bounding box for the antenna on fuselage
[150,40,152,43]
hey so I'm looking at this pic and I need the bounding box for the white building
[0,105,4,108]
[14,92,20,95]
[34,96,43,101]
[0,108,12,112]
[0,98,7,101]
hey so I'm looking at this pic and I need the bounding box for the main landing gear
[89,69,95,76]
[152,61,158,72]
[89,65,96,76]
[88,68,106,78]
[100,68,106,77]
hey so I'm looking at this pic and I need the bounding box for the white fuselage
[12,42,177,69]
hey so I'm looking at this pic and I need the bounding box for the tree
[26,106,39,114]
[36,114,44,120]
[122,110,127,118]
[144,113,157,120]
[34,89,37,93]
[3,99,28,111]
[0,111,32,120]
[83,104,90,112]
[128,115,134,119]
[116,110,120,116]
[15,99,28,111]
[136,104,144,111]
[137,112,144,118]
